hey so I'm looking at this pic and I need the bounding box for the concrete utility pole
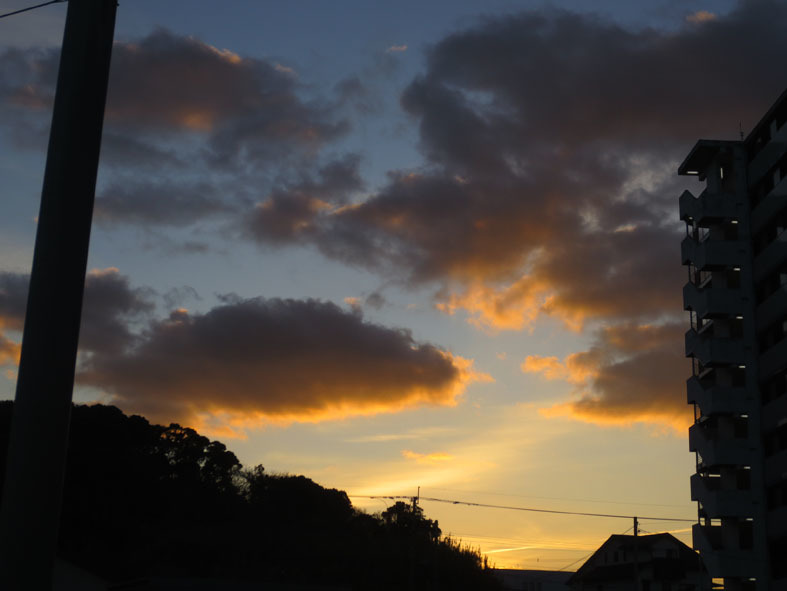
[0,0,117,588]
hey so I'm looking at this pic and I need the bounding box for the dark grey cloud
[95,180,237,226]
[3,270,480,431]
[248,154,363,244]
[0,29,350,229]
[529,322,690,430]
[102,29,348,171]
[364,291,387,310]
[162,285,201,310]
[78,269,155,354]
[0,269,154,358]
[245,0,786,331]
[78,297,481,432]
[99,132,185,170]
[0,272,30,332]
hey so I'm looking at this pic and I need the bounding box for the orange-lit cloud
[526,323,691,432]
[686,10,717,24]
[5,6,782,336]
[436,277,552,332]
[386,44,408,53]
[0,273,28,370]
[2,269,484,436]
[79,297,490,436]
[0,269,154,367]
[243,2,784,333]
[401,449,454,464]
[0,335,20,367]
[521,351,600,385]
[0,30,349,230]
[103,29,338,140]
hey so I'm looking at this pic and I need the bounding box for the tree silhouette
[0,402,501,589]
[382,500,441,541]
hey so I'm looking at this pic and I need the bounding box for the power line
[0,0,66,20]
[349,494,696,523]
[557,551,594,572]
[555,522,636,573]
[426,486,689,509]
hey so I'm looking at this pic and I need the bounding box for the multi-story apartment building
[679,89,787,591]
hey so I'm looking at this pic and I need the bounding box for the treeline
[0,402,500,590]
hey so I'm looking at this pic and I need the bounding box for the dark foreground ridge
[0,402,501,590]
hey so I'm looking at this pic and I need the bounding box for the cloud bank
[2,270,482,435]
[4,2,784,431]
[247,0,787,332]
[524,323,690,431]
[79,297,486,436]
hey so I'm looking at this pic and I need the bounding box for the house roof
[567,533,704,585]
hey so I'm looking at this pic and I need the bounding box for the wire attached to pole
[0,0,66,20]
[349,494,696,523]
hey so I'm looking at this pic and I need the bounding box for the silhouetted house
[679,88,787,591]
[566,533,709,591]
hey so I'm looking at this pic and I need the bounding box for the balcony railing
[686,376,751,416]
[681,236,748,269]
[685,329,745,365]
[690,474,753,517]
[689,424,753,468]
[692,523,757,579]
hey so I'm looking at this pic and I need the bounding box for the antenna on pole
[634,516,639,536]
[739,122,745,140]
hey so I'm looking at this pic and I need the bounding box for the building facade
[679,90,787,591]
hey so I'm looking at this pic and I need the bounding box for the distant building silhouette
[567,533,709,591]
[494,568,572,591]
[679,89,787,591]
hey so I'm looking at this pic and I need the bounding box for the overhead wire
[426,486,690,509]
[553,522,637,573]
[0,0,65,20]
[557,551,594,572]
[348,494,696,523]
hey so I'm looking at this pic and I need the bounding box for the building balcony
[753,231,787,284]
[693,524,758,580]
[747,123,787,185]
[751,174,787,235]
[681,236,748,269]
[756,285,787,333]
[767,506,787,540]
[679,189,743,224]
[765,448,787,486]
[685,329,745,365]
[690,473,753,517]
[689,423,753,467]
[684,282,744,319]
[762,393,787,432]
[758,337,787,380]
[686,376,751,416]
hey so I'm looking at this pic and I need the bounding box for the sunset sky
[2,0,786,570]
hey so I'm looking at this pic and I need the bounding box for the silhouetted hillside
[0,402,500,590]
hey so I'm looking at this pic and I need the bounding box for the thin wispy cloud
[401,449,454,464]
